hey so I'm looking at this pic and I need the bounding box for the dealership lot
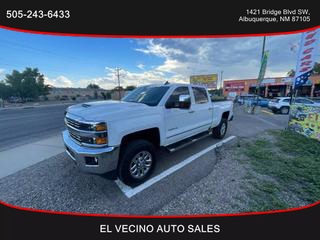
[0,105,289,215]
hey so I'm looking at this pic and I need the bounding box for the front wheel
[118,139,156,185]
[212,118,228,139]
[280,106,290,115]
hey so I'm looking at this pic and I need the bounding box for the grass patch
[239,130,320,212]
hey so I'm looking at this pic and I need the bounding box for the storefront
[223,75,320,98]
[224,81,246,96]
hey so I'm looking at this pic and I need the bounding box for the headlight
[93,123,107,131]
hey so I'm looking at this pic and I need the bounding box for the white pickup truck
[63,83,233,184]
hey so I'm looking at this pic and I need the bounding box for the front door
[164,86,197,145]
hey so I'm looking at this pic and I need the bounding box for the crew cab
[63,84,233,184]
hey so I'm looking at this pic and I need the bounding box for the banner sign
[294,28,319,88]
[288,104,320,141]
[224,82,245,90]
[190,74,217,89]
[257,50,270,85]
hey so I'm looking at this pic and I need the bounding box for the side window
[192,87,208,104]
[165,87,190,108]
[283,99,290,103]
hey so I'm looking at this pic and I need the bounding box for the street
[0,103,290,215]
[0,104,71,151]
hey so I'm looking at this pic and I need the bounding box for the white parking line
[115,135,236,198]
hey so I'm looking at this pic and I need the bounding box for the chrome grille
[65,117,92,131]
[68,130,95,144]
[69,131,82,143]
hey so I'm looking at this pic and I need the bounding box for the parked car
[268,97,320,114]
[60,95,69,101]
[237,94,269,107]
[63,83,234,184]
[8,96,25,103]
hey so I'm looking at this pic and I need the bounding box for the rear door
[190,86,212,132]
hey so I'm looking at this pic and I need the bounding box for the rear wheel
[280,106,289,115]
[212,118,228,139]
[118,139,156,185]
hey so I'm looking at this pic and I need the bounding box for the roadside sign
[190,74,218,89]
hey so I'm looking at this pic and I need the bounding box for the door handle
[188,110,195,113]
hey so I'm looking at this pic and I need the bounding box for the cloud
[0,68,5,77]
[44,33,314,90]
[137,64,145,70]
[44,76,73,87]
[135,39,186,59]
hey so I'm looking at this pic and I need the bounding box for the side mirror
[178,95,191,109]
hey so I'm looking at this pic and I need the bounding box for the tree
[87,83,100,89]
[125,85,136,91]
[0,82,13,99]
[287,69,295,77]
[313,62,320,75]
[4,68,50,99]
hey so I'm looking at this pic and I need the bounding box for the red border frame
[0,25,319,38]
[0,24,319,218]
[1,199,319,218]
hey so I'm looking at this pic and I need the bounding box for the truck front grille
[68,130,94,144]
[65,117,92,131]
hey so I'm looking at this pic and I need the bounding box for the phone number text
[6,10,70,19]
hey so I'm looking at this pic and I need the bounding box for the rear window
[192,87,208,104]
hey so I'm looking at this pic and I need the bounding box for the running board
[165,131,212,153]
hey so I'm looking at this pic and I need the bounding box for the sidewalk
[0,134,65,178]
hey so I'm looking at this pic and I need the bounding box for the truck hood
[67,100,154,122]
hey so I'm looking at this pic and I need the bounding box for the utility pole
[114,67,125,100]
[257,36,266,97]
[220,70,223,96]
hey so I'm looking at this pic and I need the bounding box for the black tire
[212,118,228,139]
[280,106,290,115]
[118,139,156,185]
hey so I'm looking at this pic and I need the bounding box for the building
[223,74,320,98]
[47,87,110,101]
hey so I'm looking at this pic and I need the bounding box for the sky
[0,27,318,90]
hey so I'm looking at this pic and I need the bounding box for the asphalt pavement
[0,104,289,215]
[0,104,71,151]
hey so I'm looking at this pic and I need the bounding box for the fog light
[95,137,107,145]
[85,156,98,165]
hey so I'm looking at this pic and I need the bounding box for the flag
[257,51,269,85]
[294,28,319,88]
[295,71,312,87]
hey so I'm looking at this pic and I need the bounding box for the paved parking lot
[0,105,289,215]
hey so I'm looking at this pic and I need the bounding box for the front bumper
[63,130,119,174]
[268,106,279,111]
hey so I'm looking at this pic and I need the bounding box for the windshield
[122,86,170,106]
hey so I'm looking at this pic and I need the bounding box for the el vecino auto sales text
[100,224,220,234]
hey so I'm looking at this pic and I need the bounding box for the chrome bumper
[62,130,119,174]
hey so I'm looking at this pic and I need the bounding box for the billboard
[288,104,320,141]
[190,74,218,89]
